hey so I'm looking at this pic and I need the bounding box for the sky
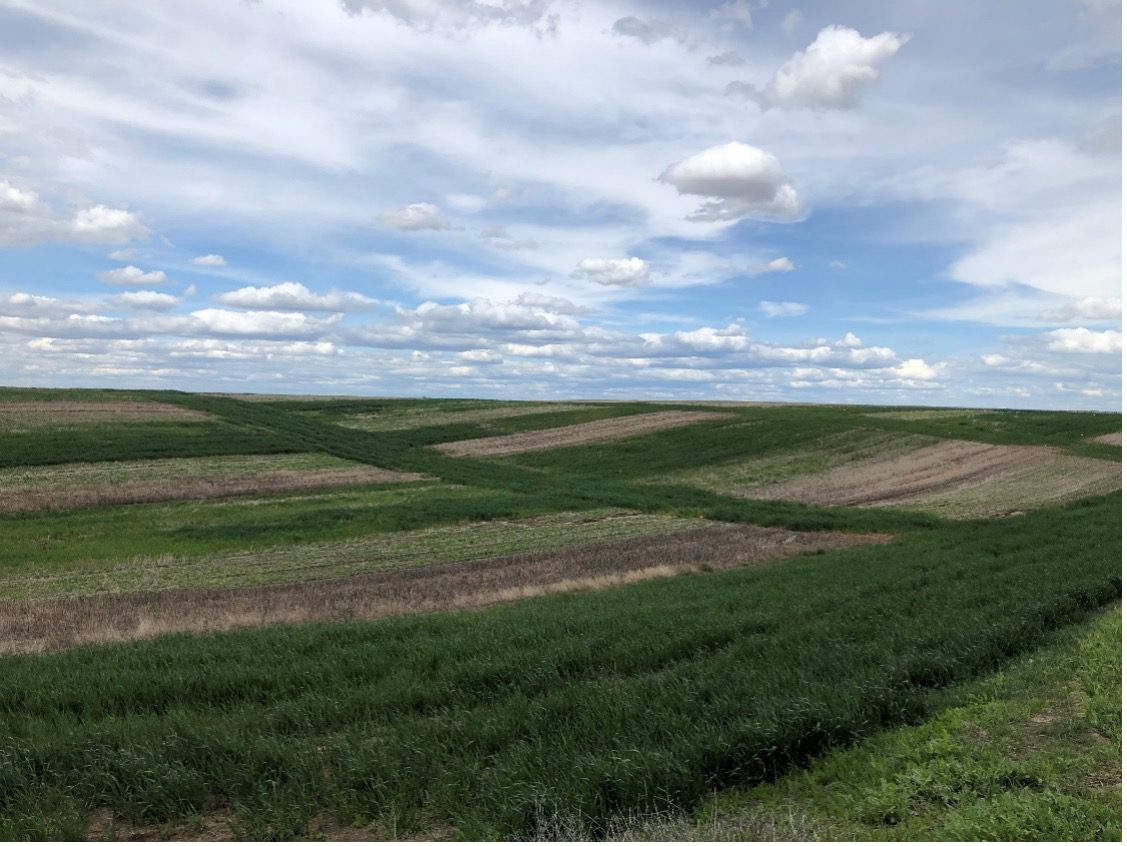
[0,0,1121,408]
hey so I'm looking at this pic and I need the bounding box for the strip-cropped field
[0,453,423,513]
[435,410,731,456]
[0,524,886,654]
[340,402,596,431]
[1090,431,1121,445]
[0,510,715,601]
[745,439,1120,516]
[0,400,213,430]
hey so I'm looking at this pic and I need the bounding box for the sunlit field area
[0,388,1119,840]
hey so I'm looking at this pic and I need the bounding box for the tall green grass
[0,493,1118,839]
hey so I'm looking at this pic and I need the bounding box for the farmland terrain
[0,388,1119,840]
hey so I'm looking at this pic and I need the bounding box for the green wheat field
[0,388,1120,840]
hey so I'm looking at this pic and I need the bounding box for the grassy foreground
[0,493,1118,839]
[644,606,1120,841]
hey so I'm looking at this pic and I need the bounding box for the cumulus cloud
[765,257,795,272]
[0,292,100,317]
[757,25,909,109]
[71,205,148,243]
[612,16,674,45]
[758,300,808,317]
[97,265,168,286]
[187,308,342,338]
[1042,327,1122,353]
[658,142,801,222]
[379,202,458,231]
[192,254,227,266]
[512,291,588,315]
[893,358,942,380]
[112,290,180,311]
[1038,296,1121,322]
[214,282,378,312]
[572,257,651,287]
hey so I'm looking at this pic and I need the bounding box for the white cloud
[379,202,458,231]
[512,291,588,314]
[339,0,559,34]
[187,308,342,338]
[214,281,377,312]
[758,300,808,317]
[97,265,168,286]
[71,205,147,243]
[192,254,227,266]
[0,292,100,317]
[113,290,180,311]
[759,25,909,110]
[765,257,795,272]
[108,249,137,261]
[709,0,753,32]
[1038,296,1121,322]
[611,16,674,45]
[1042,327,1122,353]
[479,224,538,251]
[893,358,942,380]
[572,257,650,287]
[829,259,847,269]
[658,142,801,222]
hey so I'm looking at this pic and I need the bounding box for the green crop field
[0,389,1119,840]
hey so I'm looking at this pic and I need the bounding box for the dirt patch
[0,525,888,654]
[1089,431,1121,446]
[435,410,732,457]
[0,400,212,430]
[0,466,424,513]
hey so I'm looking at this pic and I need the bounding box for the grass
[0,492,1118,839]
[661,606,1120,841]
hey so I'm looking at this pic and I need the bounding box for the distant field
[0,390,1118,840]
[435,409,732,456]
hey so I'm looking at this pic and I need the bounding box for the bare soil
[0,525,887,654]
[0,467,425,513]
[435,410,732,457]
[744,439,1063,507]
[1089,432,1121,446]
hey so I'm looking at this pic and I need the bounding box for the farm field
[0,388,1119,840]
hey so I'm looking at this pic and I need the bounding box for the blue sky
[0,0,1120,408]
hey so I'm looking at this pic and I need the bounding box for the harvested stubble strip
[1089,431,1121,446]
[0,524,888,654]
[0,400,213,429]
[743,438,1118,513]
[434,410,732,457]
[0,467,425,513]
